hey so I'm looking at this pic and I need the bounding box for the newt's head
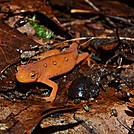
[16,64,39,83]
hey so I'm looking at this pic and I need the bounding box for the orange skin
[16,42,90,102]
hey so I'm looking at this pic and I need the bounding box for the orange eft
[16,42,90,102]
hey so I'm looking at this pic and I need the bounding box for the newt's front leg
[39,79,58,102]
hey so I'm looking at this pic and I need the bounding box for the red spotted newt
[16,42,90,102]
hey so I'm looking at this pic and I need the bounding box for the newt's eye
[30,71,36,78]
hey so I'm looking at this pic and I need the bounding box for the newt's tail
[67,42,78,58]
[67,42,78,52]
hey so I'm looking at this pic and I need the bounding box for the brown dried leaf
[0,19,40,90]
[0,0,70,37]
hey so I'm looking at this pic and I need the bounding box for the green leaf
[83,105,90,112]
[29,15,53,39]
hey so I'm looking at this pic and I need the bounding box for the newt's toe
[44,96,55,102]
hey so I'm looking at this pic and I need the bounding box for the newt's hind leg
[76,53,90,66]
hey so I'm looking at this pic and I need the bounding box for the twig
[84,0,116,27]
[73,114,100,134]
[53,36,134,48]
[109,16,134,26]
[85,0,99,11]
[70,9,134,26]
[62,16,99,27]
[117,117,134,134]
[71,9,93,13]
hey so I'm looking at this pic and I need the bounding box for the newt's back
[37,42,78,79]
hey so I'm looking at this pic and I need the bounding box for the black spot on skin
[64,57,68,61]
[53,61,57,65]
[44,63,47,67]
